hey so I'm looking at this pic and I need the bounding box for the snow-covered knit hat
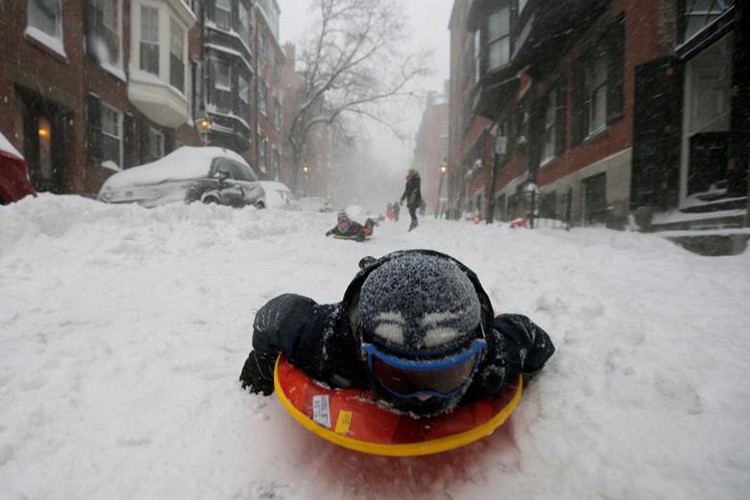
[337,211,350,223]
[358,253,482,356]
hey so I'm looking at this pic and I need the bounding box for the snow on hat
[358,253,481,355]
[337,211,349,222]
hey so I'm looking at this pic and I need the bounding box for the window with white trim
[87,0,122,67]
[170,18,185,92]
[101,102,124,167]
[587,49,607,134]
[149,128,165,160]
[682,0,731,42]
[140,6,159,75]
[487,7,510,71]
[215,0,231,31]
[543,90,557,161]
[258,136,267,173]
[28,0,62,39]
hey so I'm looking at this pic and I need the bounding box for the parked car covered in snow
[0,131,36,205]
[259,181,301,210]
[298,196,334,213]
[97,147,266,209]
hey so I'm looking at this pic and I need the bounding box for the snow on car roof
[102,147,249,189]
[259,180,292,192]
[0,130,23,159]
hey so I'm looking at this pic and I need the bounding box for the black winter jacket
[239,250,555,403]
[400,173,422,207]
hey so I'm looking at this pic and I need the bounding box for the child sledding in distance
[326,211,378,241]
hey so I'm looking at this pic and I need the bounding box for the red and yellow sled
[274,353,522,457]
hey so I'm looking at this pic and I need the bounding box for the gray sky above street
[276,0,453,170]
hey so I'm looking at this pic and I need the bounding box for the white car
[298,196,334,213]
[259,181,301,210]
[97,147,266,209]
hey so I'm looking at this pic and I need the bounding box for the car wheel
[256,201,266,209]
[202,194,220,205]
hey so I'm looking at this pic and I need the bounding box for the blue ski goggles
[361,337,487,399]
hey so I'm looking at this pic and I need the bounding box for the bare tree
[286,0,430,191]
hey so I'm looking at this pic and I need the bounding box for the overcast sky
[275,0,454,170]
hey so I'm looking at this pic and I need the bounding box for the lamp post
[435,162,447,218]
[197,117,212,146]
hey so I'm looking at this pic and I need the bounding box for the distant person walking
[400,169,422,231]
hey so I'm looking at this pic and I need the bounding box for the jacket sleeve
[239,293,318,394]
[464,314,555,401]
[494,314,555,373]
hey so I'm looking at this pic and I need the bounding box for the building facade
[450,0,748,230]
[254,0,284,180]
[0,0,203,197]
[413,90,449,216]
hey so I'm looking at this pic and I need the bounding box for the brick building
[413,90,449,215]
[450,0,748,230]
[0,0,203,197]
[254,0,284,180]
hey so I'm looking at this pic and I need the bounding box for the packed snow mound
[1,195,749,499]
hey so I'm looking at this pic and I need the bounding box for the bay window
[170,18,185,92]
[215,0,231,30]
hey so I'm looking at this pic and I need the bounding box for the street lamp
[302,164,309,196]
[435,162,447,218]
[197,117,213,146]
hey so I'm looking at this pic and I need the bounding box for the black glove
[239,350,276,395]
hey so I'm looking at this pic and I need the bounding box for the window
[149,128,165,160]
[140,6,159,75]
[28,0,62,39]
[543,91,556,161]
[587,49,607,135]
[473,31,481,83]
[215,0,231,31]
[273,98,281,130]
[258,136,267,173]
[571,15,624,144]
[259,81,267,115]
[487,7,510,71]
[101,103,124,167]
[682,0,731,42]
[192,61,203,117]
[238,72,250,115]
[260,33,268,63]
[238,73,249,104]
[170,18,185,92]
[87,0,121,67]
[238,1,250,42]
[214,60,232,112]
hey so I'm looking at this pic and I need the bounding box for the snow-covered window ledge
[540,155,555,169]
[100,62,127,82]
[24,26,67,59]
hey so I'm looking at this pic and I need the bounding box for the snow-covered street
[1,195,749,499]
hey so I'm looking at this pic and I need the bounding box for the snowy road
[1,195,749,499]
